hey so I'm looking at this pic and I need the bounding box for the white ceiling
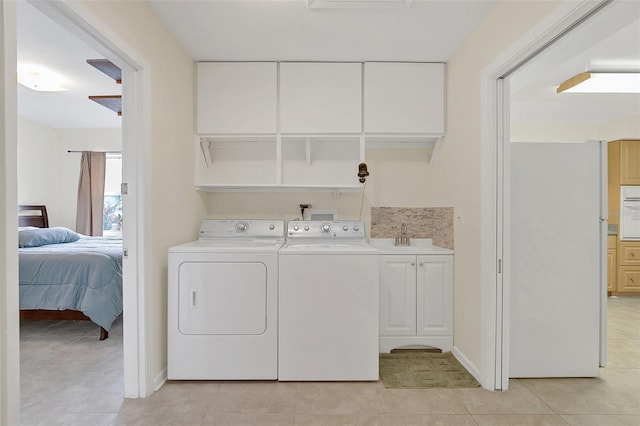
[17,0,122,129]
[148,0,497,62]
[509,1,640,123]
[16,0,640,130]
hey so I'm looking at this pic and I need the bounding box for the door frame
[480,0,612,391]
[2,3,150,422]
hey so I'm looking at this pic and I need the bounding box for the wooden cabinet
[608,235,617,292]
[279,63,362,134]
[616,241,640,293]
[620,140,640,185]
[364,62,445,135]
[379,254,453,352]
[607,141,620,227]
[196,62,277,135]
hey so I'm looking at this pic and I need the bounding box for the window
[103,153,122,237]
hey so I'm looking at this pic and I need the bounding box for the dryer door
[178,262,267,335]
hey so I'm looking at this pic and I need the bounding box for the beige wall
[17,117,122,229]
[444,0,563,368]
[65,0,205,388]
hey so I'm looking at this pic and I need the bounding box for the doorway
[6,0,146,419]
[489,0,639,389]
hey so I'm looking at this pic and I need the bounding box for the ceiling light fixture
[557,72,640,94]
[17,64,68,92]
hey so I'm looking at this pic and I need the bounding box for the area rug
[379,351,480,389]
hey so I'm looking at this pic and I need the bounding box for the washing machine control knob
[269,224,275,230]
[321,223,331,234]
[353,225,359,231]
[343,226,348,231]
[236,221,249,232]
[293,225,299,231]
[304,225,310,231]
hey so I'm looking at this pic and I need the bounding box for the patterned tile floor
[20,297,640,425]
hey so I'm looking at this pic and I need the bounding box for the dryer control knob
[343,226,348,231]
[304,225,310,231]
[269,224,275,230]
[293,225,299,231]
[236,221,249,232]
[321,224,331,233]
[353,225,359,231]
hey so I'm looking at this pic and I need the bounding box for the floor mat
[379,351,480,389]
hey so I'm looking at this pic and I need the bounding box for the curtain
[76,151,106,236]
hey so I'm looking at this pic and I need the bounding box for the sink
[370,238,433,248]
[370,238,453,255]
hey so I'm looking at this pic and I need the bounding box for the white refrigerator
[508,141,606,377]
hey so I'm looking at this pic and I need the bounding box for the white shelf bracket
[200,138,213,168]
[305,137,312,167]
[429,137,443,166]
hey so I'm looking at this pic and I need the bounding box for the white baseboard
[153,369,167,392]
[452,345,481,385]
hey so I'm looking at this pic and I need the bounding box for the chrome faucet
[395,223,410,246]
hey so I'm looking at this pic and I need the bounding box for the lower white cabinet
[379,254,453,352]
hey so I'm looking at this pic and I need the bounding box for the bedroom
[16,0,125,417]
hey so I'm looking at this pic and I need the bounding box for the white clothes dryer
[168,219,284,380]
[278,220,379,381]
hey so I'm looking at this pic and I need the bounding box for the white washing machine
[278,220,379,381]
[168,219,284,380]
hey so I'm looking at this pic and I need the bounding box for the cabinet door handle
[419,262,424,267]
[411,262,415,266]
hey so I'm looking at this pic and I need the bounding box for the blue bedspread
[19,236,123,331]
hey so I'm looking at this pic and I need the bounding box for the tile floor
[20,296,640,425]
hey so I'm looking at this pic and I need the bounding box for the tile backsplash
[370,207,454,250]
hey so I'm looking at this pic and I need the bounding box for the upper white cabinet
[364,62,445,134]
[279,62,362,134]
[196,62,277,134]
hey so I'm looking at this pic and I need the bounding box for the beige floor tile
[472,414,569,425]
[456,380,553,415]
[295,382,384,415]
[294,414,382,425]
[382,414,477,425]
[203,413,295,425]
[21,412,118,426]
[205,390,297,414]
[561,414,640,425]
[219,380,298,394]
[112,411,206,425]
[519,370,640,415]
[379,388,467,415]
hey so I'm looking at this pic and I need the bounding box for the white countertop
[369,238,454,255]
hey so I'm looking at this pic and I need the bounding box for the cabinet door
[379,255,416,336]
[607,248,616,292]
[196,62,277,134]
[364,62,445,134]
[280,62,362,134]
[620,140,640,185]
[616,267,640,293]
[416,255,453,336]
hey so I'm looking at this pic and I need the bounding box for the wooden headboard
[18,205,49,228]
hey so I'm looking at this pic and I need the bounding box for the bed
[18,205,123,340]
